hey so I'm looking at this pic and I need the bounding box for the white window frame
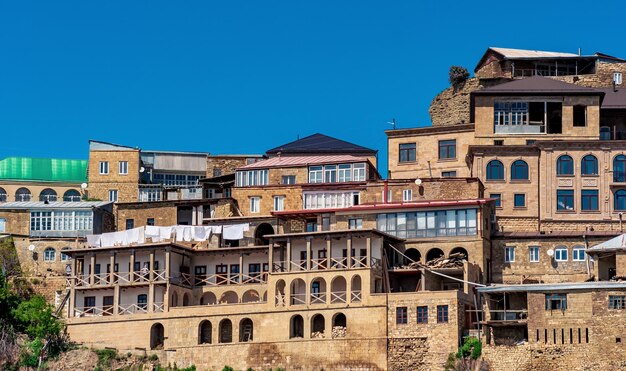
[615,72,622,85]
[555,246,568,261]
[44,248,56,262]
[308,166,324,183]
[109,189,118,202]
[353,163,366,182]
[504,246,515,263]
[0,218,5,233]
[572,246,586,261]
[403,189,412,202]
[250,197,260,213]
[99,161,109,175]
[529,246,540,262]
[273,196,284,212]
[349,218,362,229]
[118,161,128,175]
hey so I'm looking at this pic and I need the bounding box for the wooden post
[326,238,332,269]
[269,243,274,273]
[306,238,312,271]
[113,285,120,315]
[149,251,155,281]
[109,253,115,283]
[89,254,95,285]
[347,237,353,268]
[239,253,244,284]
[366,237,372,267]
[286,239,292,272]
[129,250,135,283]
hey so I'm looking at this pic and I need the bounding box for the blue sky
[2,1,626,176]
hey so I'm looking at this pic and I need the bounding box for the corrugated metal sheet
[478,281,626,293]
[491,47,579,59]
[0,201,112,209]
[587,233,626,251]
[239,155,368,170]
[152,153,207,172]
[0,157,87,183]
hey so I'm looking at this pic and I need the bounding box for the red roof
[238,154,369,170]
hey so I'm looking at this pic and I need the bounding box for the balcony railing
[118,303,149,315]
[310,292,327,305]
[271,256,381,272]
[74,305,115,317]
[330,291,347,304]
[488,310,528,322]
[351,290,362,303]
[71,270,167,287]
[178,272,266,287]
[290,292,306,306]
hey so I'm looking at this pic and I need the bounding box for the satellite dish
[140,167,145,173]
[28,244,36,251]
[80,183,88,190]
[414,178,422,186]
[547,249,555,257]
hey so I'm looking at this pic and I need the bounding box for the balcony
[488,309,528,323]
[271,256,379,273]
[175,272,267,287]
[69,270,167,287]
[73,302,164,317]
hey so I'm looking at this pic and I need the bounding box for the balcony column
[113,285,120,315]
[165,248,171,279]
[148,284,155,313]
[306,238,312,271]
[149,251,155,281]
[347,237,353,268]
[129,250,135,282]
[109,253,115,283]
[239,253,244,284]
[286,238,291,272]
[89,254,95,285]
[326,238,332,269]
[68,287,75,318]
[366,237,372,267]
[268,243,274,273]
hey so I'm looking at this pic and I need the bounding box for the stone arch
[0,187,6,202]
[426,248,445,262]
[254,223,275,245]
[290,278,306,305]
[332,312,347,338]
[200,292,217,305]
[219,291,238,304]
[351,275,362,303]
[450,247,468,260]
[242,289,260,303]
[198,320,212,344]
[171,291,178,307]
[330,276,347,303]
[182,293,190,306]
[275,279,286,306]
[405,248,421,263]
[239,318,253,342]
[219,319,232,343]
[290,314,304,339]
[150,323,164,350]
[311,314,325,337]
[310,277,327,304]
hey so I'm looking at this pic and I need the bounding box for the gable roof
[265,133,377,156]
[0,157,88,183]
[597,88,626,109]
[473,76,603,95]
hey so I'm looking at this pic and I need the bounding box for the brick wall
[88,149,140,202]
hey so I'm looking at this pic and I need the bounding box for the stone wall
[88,149,140,202]
[207,156,259,178]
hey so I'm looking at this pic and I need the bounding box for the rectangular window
[337,164,352,182]
[324,165,337,183]
[504,246,515,262]
[281,175,296,185]
[529,246,540,262]
[273,196,284,211]
[118,161,128,175]
[230,264,240,283]
[321,214,331,231]
[147,218,155,226]
[99,161,109,175]
[573,247,586,261]
[108,190,118,202]
[573,105,587,127]
[545,294,567,311]
[353,163,366,181]
[306,220,317,232]
[137,294,148,310]
[84,296,96,312]
[308,166,323,183]
[557,190,574,211]
[0,218,5,233]
[376,209,477,238]
[438,140,456,160]
[399,143,416,162]
[417,306,428,324]
[494,140,504,146]
[514,194,526,208]
[349,218,362,229]
[250,197,260,213]
[396,307,408,324]
[555,247,568,261]
[234,169,269,187]
[213,168,222,177]
[125,219,134,230]
[615,72,622,85]
[441,171,457,177]
[581,190,599,211]
[609,295,626,309]
[437,305,449,323]
[490,193,501,208]
[403,189,412,202]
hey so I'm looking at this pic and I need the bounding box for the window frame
[510,160,529,180]
[573,105,587,127]
[399,143,416,163]
[99,161,109,175]
[108,189,118,202]
[513,193,526,208]
[249,197,260,213]
[43,247,56,262]
[403,189,412,202]
[438,140,456,160]
[417,306,428,324]
[609,295,626,309]
[555,246,568,261]
[545,293,567,311]
[529,246,540,263]
[556,155,574,176]
[396,306,408,325]
[490,193,502,208]
[556,189,574,211]
[273,195,284,212]
[504,246,515,263]
[615,189,626,211]
[572,246,586,261]
[581,190,599,211]
[486,160,504,181]
[581,155,598,176]
[118,161,128,175]
[436,305,449,323]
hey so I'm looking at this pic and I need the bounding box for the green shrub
[448,66,470,86]
[456,336,482,360]
[96,348,118,369]
[223,366,234,371]
[149,353,159,361]
[19,337,43,367]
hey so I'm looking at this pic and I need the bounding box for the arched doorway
[450,247,468,260]
[330,276,347,303]
[219,319,232,343]
[254,223,275,245]
[219,291,238,304]
[332,313,347,338]
[311,314,325,338]
[150,323,164,350]
[171,292,178,307]
[200,292,217,305]
[310,278,327,304]
[198,320,212,344]
[182,293,190,306]
[405,248,421,263]
[239,318,253,342]
[426,248,445,262]
[275,279,286,306]
[242,289,260,303]
[290,315,304,339]
[290,278,306,305]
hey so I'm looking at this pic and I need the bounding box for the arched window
[290,278,306,305]
[310,278,327,304]
[150,323,164,350]
[426,248,444,262]
[614,155,626,182]
[60,247,70,261]
[510,160,529,180]
[182,293,190,306]
[15,187,31,202]
[486,160,504,180]
[311,314,325,337]
[555,246,568,262]
[330,276,347,304]
[581,155,598,176]
[242,289,260,303]
[219,319,233,343]
[200,292,216,305]
[556,155,574,176]
[332,313,347,338]
[290,315,304,339]
[615,190,626,211]
[219,291,238,304]
[0,187,6,202]
[171,292,178,307]
[239,318,253,342]
[63,189,81,202]
[39,189,57,202]
[198,320,212,344]
[275,279,286,307]
[450,247,468,260]
[351,275,362,303]
[44,247,56,262]
[405,248,421,263]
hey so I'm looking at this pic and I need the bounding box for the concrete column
[165,249,171,279]
[109,253,115,283]
[239,253,244,283]
[148,284,154,313]
[286,239,292,272]
[268,244,274,273]
[285,279,291,308]
[149,250,155,281]
[68,287,75,317]
[347,273,352,304]
[306,238,312,271]
[71,257,78,283]
[129,250,135,282]
[347,237,353,268]
[366,237,372,267]
[326,238,332,269]
[113,285,120,315]
[89,254,95,285]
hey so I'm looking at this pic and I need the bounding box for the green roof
[0,157,87,183]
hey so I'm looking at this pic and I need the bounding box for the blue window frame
[511,160,529,180]
[417,306,428,323]
[556,155,574,176]
[581,155,598,176]
[614,155,626,182]
[437,305,449,323]
[486,160,504,180]
[490,193,501,207]
[396,307,408,324]
[514,194,526,208]
[557,190,574,211]
[581,190,599,211]
[438,140,456,160]
[545,294,567,310]
[615,189,626,211]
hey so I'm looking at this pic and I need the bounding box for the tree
[12,295,62,340]
[449,66,470,86]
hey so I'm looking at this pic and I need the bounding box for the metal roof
[474,76,602,95]
[490,47,579,59]
[266,133,377,156]
[597,88,626,109]
[0,201,112,210]
[478,281,626,293]
[0,157,87,183]
[238,154,370,170]
[587,233,626,252]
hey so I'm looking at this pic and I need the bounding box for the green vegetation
[449,65,470,86]
[445,337,487,371]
